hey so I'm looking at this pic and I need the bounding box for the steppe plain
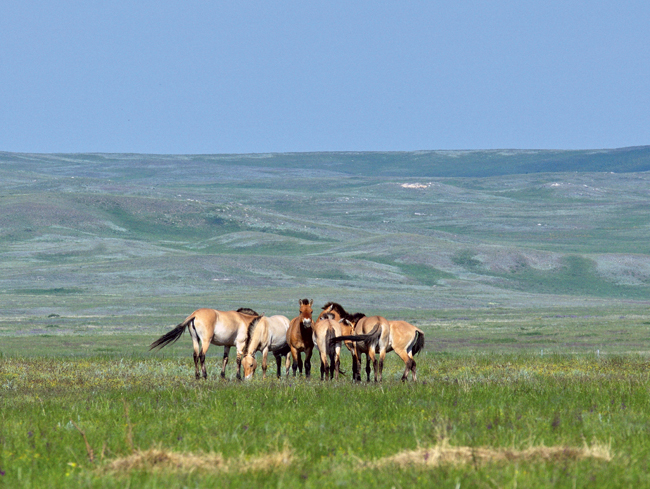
[1,148,650,487]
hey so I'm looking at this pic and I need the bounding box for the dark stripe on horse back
[237,307,259,316]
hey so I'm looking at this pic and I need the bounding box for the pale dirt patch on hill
[596,254,650,285]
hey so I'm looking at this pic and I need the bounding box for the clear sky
[1,1,649,154]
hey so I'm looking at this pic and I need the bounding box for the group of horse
[149,299,425,382]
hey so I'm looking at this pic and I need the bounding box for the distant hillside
[1,146,650,178]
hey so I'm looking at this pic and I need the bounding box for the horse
[311,313,344,380]
[149,307,260,380]
[241,314,292,379]
[387,320,425,381]
[332,313,391,382]
[286,298,314,378]
[318,302,359,352]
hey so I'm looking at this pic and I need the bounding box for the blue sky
[1,1,648,153]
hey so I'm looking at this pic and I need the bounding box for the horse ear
[325,304,333,312]
[298,299,302,306]
[309,299,313,306]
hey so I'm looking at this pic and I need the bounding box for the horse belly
[211,329,238,346]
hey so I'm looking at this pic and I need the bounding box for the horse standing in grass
[387,321,425,381]
[149,307,259,380]
[311,313,344,380]
[334,313,391,382]
[286,299,314,378]
[241,314,292,379]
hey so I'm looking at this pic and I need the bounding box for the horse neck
[245,318,266,354]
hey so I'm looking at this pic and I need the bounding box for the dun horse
[149,307,259,380]
[286,299,314,378]
[241,314,292,379]
[320,302,390,381]
[387,320,425,381]
[311,313,344,380]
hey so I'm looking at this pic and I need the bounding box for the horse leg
[290,346,299,376]
[200,342,209,380]
[320,352,326,380]
[410,356,417,381]
[304,347,313,379]
[193,352,200,379]
[235,352,243,381]
[221,346,230,379]
[284,354,291,376]
[351,346,360,382]
[297,352,304,375]
[378,347,387,382]
[394,348,412,381]
[368,349,378,382]
[365,354,372,382]
[261,347,269,379]
[274,352,282,378]
[334,347,341,380]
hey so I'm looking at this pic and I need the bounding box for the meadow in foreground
[2,352,649,488]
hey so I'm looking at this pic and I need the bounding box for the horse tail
[329,324,381,348]
[150,316,194,350]
[410,330,425,356]
[243,315,262,355]
[325,325,336,359]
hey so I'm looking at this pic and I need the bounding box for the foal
[286,299,314,378]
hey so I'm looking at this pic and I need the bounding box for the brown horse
[241,314,292,379]
[150,307,259,380]
[286,298,314,378]
[387,320,425,381]
[311,313,344,380]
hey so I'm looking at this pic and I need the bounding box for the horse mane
[321,302,350,317]
[244,315,262,355]
[299,298,310,306]
[237,307,259,316]
[348,312,366,324]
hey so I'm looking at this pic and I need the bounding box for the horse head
[298,298,313,328]
[242,354,258,379]
[339,318,355,335]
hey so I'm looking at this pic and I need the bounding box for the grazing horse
[286,299,314,378]
[311,313,344,380]
[387,320,425,381]
[149,307,259,380]
[241,314,292,379]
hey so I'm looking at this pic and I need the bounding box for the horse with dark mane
[286,299,314,378]
[150,307,260,380]
[319,302,391,381]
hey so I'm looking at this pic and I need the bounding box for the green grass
[2,353,650,487]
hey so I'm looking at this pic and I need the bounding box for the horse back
[388,320,424,351]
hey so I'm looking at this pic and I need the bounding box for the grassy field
[2,351,650,487]
[1,150,650,486]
